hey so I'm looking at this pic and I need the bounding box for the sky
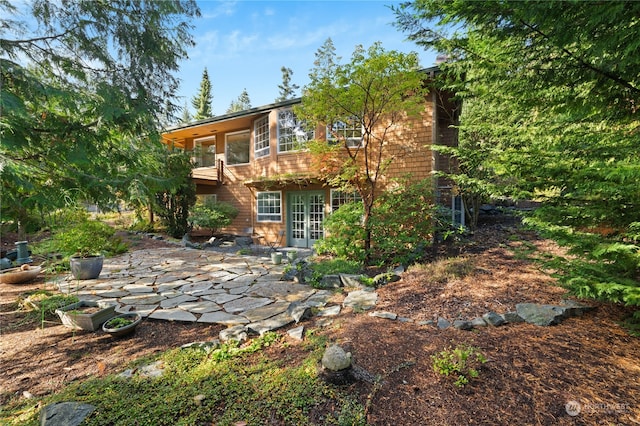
[178,0,438,116]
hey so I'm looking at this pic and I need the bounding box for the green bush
[314,202,366,262]
[34,217,127,264]
[368,178,437,266]
[189,200,239,236]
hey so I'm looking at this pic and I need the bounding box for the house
[161,66,460,249]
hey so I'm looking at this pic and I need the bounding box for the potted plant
[58,221,114,280]
[102,313,142,337]
[271,251,283,265]
[55,300,117,331]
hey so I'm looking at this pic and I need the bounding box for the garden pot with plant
[55,300,117,331]
[102,313,142,337]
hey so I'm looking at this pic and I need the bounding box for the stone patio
[49,247,372,334]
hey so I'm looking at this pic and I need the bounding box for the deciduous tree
[296,41,428,263]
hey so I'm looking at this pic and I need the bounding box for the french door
[287,191,325,248]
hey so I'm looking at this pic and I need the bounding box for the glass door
[287,191,325,248]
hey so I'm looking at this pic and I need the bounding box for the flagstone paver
[51,246,379,331]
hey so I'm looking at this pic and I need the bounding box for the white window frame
[254,115,270,158]
[327,118,363,149]
[257,191,282,222]
[193,136,216,168]
[330,189,362,212]
[277,109,314,153]
[225,130,251,166]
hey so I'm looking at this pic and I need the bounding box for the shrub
[315,202,366,263]
[189,200,239,236]
[368,178,437,266]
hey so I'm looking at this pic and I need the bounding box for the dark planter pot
[70,255,104,280]
[102,313,142,338]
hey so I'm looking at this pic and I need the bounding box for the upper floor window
[193,136,216,167]
[254,115,270,158]
[327,118,363,148]
[277,109,314,153]
[226,130,250,166]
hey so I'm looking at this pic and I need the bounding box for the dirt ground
[1,218,639,425]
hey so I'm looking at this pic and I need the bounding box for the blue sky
[179,0,437,116]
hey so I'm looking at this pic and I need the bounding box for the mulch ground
[1,218,639,425]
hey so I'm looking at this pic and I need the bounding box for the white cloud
[200,1,237,19]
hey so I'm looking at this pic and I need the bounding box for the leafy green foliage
[297,39,429,264]
[189,200,239,236]
[315,202,367,262]
[2,332,366,426]
[307,258,363,288]
[432,345,487,388]
[154,151,197,239]
[368,179,437,266]
[33,212,127,265]
[393,0,640,307]
[226,88,252,113]
[1,0,200,237]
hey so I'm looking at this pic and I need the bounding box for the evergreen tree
[180,101,193,124]
[275,66,300,102]
[226,88,252,113]
[191,68,213,119]
[394,0,640,307]
[1,0,200,236]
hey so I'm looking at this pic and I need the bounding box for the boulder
[483,311,506,326]
[453,319,473,330]
[321,345,352,371]
[40,402,96,426]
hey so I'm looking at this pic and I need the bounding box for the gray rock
[562,299,596,316]
[343,290,378,311]
[287,302,312,323]
[453,319,473,330]
[287,325,305,340]
[437,317,451,329]
[219,325,248,343]
[515,303,585,326]
[40,402,96,426]
[181,340,220,352]
[483,311,506,326]
[223,296,272,314]
[317,305,341,317]
[418,320,435,326]
[247,312,294,335]
[503,311,525,324]
[471,317,488,327]
[398,317,413,323]
[319,274,343,289]
[368,311,398,320]
[321,345,352,371]
[139,360,165,378]
[340,274,365,288]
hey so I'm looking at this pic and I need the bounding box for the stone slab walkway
[49,247,370,333]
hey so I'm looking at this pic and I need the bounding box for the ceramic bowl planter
[102,313,142,338]
[70,255,104,280]
[55,300,117,331]
[286,250,298,263]
[0,265,42,284]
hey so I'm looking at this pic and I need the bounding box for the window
[331,189,362,212]
[452,195,465,226]
[277,109,314,152]
[254,115,270,158]
[327,118,362,148]
[257,191,282,222]
[196,194,217,205]
[194,136,216,167]
[226,130,250,166]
